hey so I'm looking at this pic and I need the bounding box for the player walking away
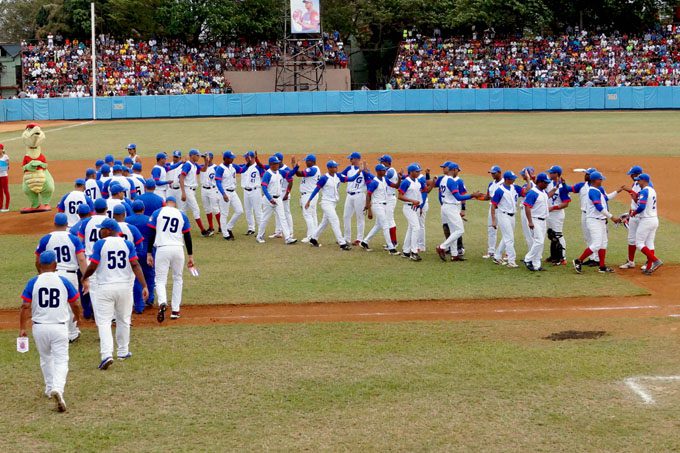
[136,179,166,216]
[179,149,210,236]
[112,204,145,313]
[341,152,368,245]
[127,200,155,310]
[256,156,297,244]
[619,165,645,269]
[398,163,428,261]
[482,165,503,259]
[490,171,525,268]
[20,251,82,412]
[99,164,112,186]
[77,198,110,319]
[35,213,87,342]
[102,165,136,199]
[271,153,296,239]
[306,160,360,250]
[295,154,321,242]
[199,152,220,235]
[57,179,94,229]
[127,143,139,163]
[84,168,103,201]
[435,162,482,262]
[361,163,400,255]
[214,151,246,240]
[146,196,194,322]
[569,168,600,267]
[379,155,399,249]
[151,152,171,200]
[545,165,571,266]
[629,174,663,274]
[82,219,148,369]
[241,151,264,235]
[523,173,551,271]
[518,167,536,252]
[131,163,146,196]
[105,184,134,218]
[573,172,622,274]
[0,143,9,212]
[94,159,104,179]
[166,150,184,202]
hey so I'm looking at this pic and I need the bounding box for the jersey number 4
[107,250,127,270]
[38,288,60,308]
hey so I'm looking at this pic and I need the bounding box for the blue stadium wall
[2,87,680,121]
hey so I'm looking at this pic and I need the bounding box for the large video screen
[291,0,320,34]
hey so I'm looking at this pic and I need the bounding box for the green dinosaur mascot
[20,123,54,214]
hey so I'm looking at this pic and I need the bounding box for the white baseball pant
[586,218,608,252]
[520,209,533,251]
[439,204,464,256]
[92,282,133,360]
[524,219,547,269]
[343,193,365,242]
[313,200,345,245]
[364,203,394,248]
[258,199,292,241]
[627,215,640,246]
[487,206,499,255]
[402,204,422,254]
[33,323,69,395]
[243,189,262,231]
[57,270,81,341]
[548,210,567,259]
[275,198,294,235]
[201,188,220,215]
[155,245,185,313]
[386,195,397,228]
[497,211,517,264]
[180,188,202,221]
[416,203,428,252]
[581,212,597,260]
[218,191,244,236]
[167,186,182,203]
[635,217,658,250]
[300,192,319,239]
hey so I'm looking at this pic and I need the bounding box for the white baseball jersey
[439,175,463,205]
[132,175,146,195]
[79,214,108,257]
[492,184,521,214]
[35,231,84,272]
[90,237,138,285]
[100,175,112,185]
[299,166,321,194]
[85,179,102,200]
[153,164,168,184]
[585,187,610,220]
[343,166,366,194]
[149,206,191,247]
[577,182,590,212]
[181,162,199,188]
[385,168,399,196]
[524,187,550,219]
[637,187,658,218]
[21,273,79,324]
[367,176,389,204]
[106,198,126,219]
[59,191,89,227]
[201,164,217,189]
[279,164,291,193]
[318,173,341,203]
[108,175,134,198]
[399,177,424,203]
[241,164,262,189]
[216,163,238,190]
[630,181,641,211]
[262,169,283,198]
[167,162,183,188]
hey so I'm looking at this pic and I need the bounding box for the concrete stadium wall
[225,69,350,93]
[2,87,680,122]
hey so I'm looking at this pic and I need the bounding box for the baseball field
[0,112,679,450]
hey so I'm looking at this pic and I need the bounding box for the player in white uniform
[179,149,209,236]
[84,169,103,201]
[490,171,525,268]
[545,165,572,266]
[214,151,246,240]
[82,218,148,370]
[306,160,358,250]
[77,198,109,320]
[482,165,503,259]
[241,151,263,235]
[20,250,82,412]
[629,173,662,274]
[522,173,551,271]
[271,153,295,239]
[569,168,599,266]
[131,163,146,196]
[151,152,171,200]
[126,143,140,163]
[620,165,645,269]
[57,179,94,228]
[147,197,195,321]
[199,153,220,235]
[397,164,428,261]
[166,151,184,203]
[360,164,400,254]
[294,154,321,242]
[379,155,400,249]
[573,172,622,274]
[256,156,297,244]
[103,165,136,199]
[105,184,133,218]
[99,164,112,187]
[518,167,536,252]
[341,152,367,245]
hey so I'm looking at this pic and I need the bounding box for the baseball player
[57,179,94,228]
[84,168,103,201]
[199,153,220,235]
[341,152,367,245]
[270,153,295,239]
[136,179,166,217]
[99,164,112,187]
[214,151,246,240]
[151,152,171,200]
[127,143,140,163]
[131,163,146,196]
[305,160,358,250]
[435,162,482,262]
[379,155,399,249]
[127,199,156,310]
[94,159,104,179]
[629,173,662,274]
[241,151,264,236]
[104,155,115,167]
[82,218,148,369]
[518,167,536,252]
[178,149,209,236]
[360,163,400,254]
[448,163,469,256]
[619,165,645,269]
[19,250,82,412]
[294,154,321,242]
[256,156,297,244]
[77,198,111,321]
[112,204,145,314]
[35,213,87,342]
[522,173,551,271]
[569,168,600,267]
[123,157,134,172]
[147,196,194,322]
[398,163,428,261]
[545,165,571,266]
[490,171,525,268]
[166,150,184,202]
[573,171,622,274]
[105,184,134,218]
[481,165,504,259]
[102,165,137,200]
[70,204,94,319]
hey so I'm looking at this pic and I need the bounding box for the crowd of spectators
[391,25,680,89]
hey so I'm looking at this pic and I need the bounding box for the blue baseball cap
[589,171,605,181]
[521,166,535,176]
[86,168,96,177]
[39,250,57,265]
[268,156,281,165]
[166,196,177,203]
[95,159,104,167]
[634,173,650,182]
[94,198,108,211]
[104,154,115,163]
[110,184,124,195]
[407,163,421,173]
[75,178,86,186]
[189,149,200,156]
[536,172,550,183]
[489,165,501,174]
[375,164,387,172]
[156,152,167,160]
[547,165,562,175]
[503,171,518,180]
[327,160,338,168]
[127,143,136,149]
[586,167,598,175]
[439,161,453,168]
[627,165,643,175]
[54,213,68,226]
[112,204,126,216]
[223,151,236,159]
[172,150,182,158]
[347,152,361,160]
[96,218,120,232]
[379,154,393,164]
[207,152,214,159]
[145,178,156,189]
[132,200,145,212]
[448,162,461,171]
[274,152,284,162]
[101,164,111,174]
[77,204,91,215]
[243,151,255,158]
[122,167,130,173]
[124,157,134,165]
[132,163,142,171]
[112,165,123,173]
[305,154,316,162]
[114,160,123,166]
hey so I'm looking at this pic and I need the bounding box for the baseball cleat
[641,264,648,272]
[51,391,67,412]
[451,255,465,262]
[157,303,167,323]
[401,252,411,258]
[523,261,533,270]
[170,311,181,319]
[98,357,114,370]
[388,249,400,256]
[244,230,255,236]
[201,230,210,237]
[340,243,352,251]
[309,238,320,247]
[117,352,132,360]
[410,253,422,262]
[255,238,266,244]
[619,261,635,269]
[360,241,371,251]
[436,246,447,261]
[583,259,599,267]
[285,238,298,245]
[207,229,215,237]
[226,230,234,240]
[647,260,663,274]
[506,262,519,268]
[552,259,567,266]
[572,259,583,274]
[301,237,310,243]
[598,266,615,273]
[482,254,493,259]
[458,248,465,256]
[68,332,81,343]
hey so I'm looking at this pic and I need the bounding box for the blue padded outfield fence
[3,87,680,122]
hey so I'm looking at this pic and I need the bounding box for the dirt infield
[0,120,76,134]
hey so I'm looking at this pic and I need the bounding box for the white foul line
[624,376,680,404]
[1,120,94,142]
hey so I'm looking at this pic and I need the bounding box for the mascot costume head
[20,123,54,213]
